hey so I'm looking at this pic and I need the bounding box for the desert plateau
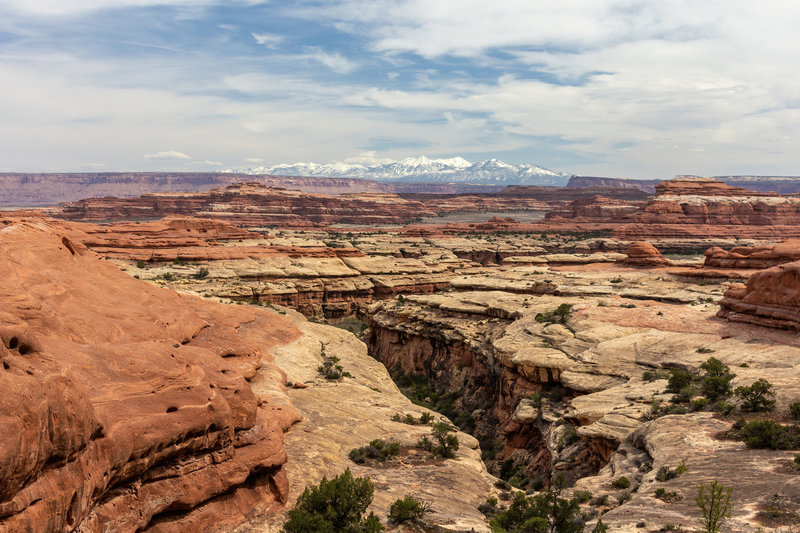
[4,2,800,531]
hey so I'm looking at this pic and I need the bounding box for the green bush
[655,488,682,502]
[418,422,460,459]
[318,354,352,381]
[655,460,687,482]
[136,261,146,269]
[489,486,583,533]
[535,303,572,325]
[699,358,735,402]
[283,468,384,533]
[573,490,592,504]
[734,378,776,412]
[388,495,430,524]
[666,368,693,394]
[349,439,401,464]
[193,267,209,279]
[612,476,631,489]
[738,420,800,449]
[790,401,800,421]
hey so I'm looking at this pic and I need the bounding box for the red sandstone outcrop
[718,260,800,330]
[52,183,438,226]
[704,240,800,269]
[0,217,300,532]
[621,241,670,267]
[544,195,642,222]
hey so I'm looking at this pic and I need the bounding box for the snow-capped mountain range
[221,156,571,186]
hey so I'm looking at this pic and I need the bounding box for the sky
[1,1,800,178]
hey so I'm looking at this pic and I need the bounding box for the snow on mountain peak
[221,156,570,186]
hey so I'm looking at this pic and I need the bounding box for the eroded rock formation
[622,241,670,267]
[718,260,800,330]
[0,217,299,532]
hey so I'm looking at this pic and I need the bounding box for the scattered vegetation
[791,401,800,421]
[655,460,687,482]
[282,468,384,533]
[655,488,682,503]
[699,357,736,402]
[612,476,631,489]
[734,378,776,412]
[391,412,434,425]
[734,419,800,449]
[695,481,731,533]
[488,478,584,533]
[193,267,209,279]
[643,369,670,382]
[388,495,430,525]
[136,261,146,269]
[171,257,187,266]
[317,343,352,381]
[418,422,460,459]
[534,303,572,325]
[349,439,401,465]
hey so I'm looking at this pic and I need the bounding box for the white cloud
[303,46,357,74]
[192,159,222,165]
[251,32,282,48]
[143,151,190,160]
[245,157,265,163]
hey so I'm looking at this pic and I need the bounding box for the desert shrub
[535,303,572,325]
[318,354,352,381]
[617,491,631,504]
[193,267,209,279]
[699,358,736,402]
[161,272,175,281]
[573,490,592,504]
[283,468,384,533]
[388,495,430,524]
[656,460,687,482]
[418,422,460,459]
[529,391,543,409]
[136,261,146,269]
[734,378,776,412]
[666,368,693,394]
[590,495,609,507]
[558,423,579,450]
[592,519,608,533]
[710,399,734,415]
[349,439,401,464]
[738,420,800,449]
[690,397,708,412]
[790,401,800,421]
[489,486,584,533]
[612,476,631,489]
[655,488,682,502]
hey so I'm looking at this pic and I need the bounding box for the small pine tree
[695,481,731,533]
[592,518,608,533]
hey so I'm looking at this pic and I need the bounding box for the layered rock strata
[718,260,800,330]
[0,217,299,532]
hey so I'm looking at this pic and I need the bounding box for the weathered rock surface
[247,310,497,532]
[718,259,800,330]
[704,240,800,270]
[622,241,670,267]
[0,217,300,532]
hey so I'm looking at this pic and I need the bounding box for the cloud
[1,0,267,16]
[344,151,395,165]
[192,159,222,165]
[252,32,282,48]
[246,157,265,163]
[143,151,190,160]
[303,46,357,74]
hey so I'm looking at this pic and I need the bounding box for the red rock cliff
[0,217,300,532]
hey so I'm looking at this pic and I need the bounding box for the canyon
[4,175,800,532]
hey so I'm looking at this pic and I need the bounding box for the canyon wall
[0,217,299,532]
